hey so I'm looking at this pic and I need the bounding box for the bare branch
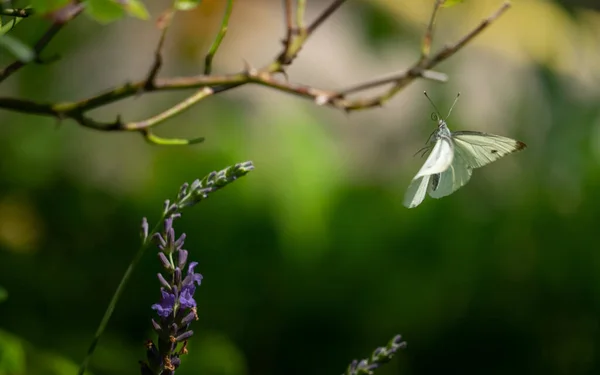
[0,2,511,137]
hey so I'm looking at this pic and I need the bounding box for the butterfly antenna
[445,92,461,120]
[423,91,443,120]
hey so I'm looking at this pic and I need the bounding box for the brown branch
[142,9,175,91]
[420,0,443,61]
[0,1,511,138]
[306,0,347,35]
[336,70,448,97]
[428,1,511,65]
[280,0,295,60]
[276,0,347,67]
[0,3,83,84]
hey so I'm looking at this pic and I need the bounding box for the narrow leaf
[0,34,35,62]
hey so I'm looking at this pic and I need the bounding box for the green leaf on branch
[1,18,24,36]
[120,0,150,19]
[0,34,35,62]
[442,0,465,7]
[175,0,202,11]
[85,0,149,23]
[143,130,205,146]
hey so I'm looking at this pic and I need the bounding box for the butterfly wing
[414,136,454,179]
[403,174,432,208]
[427,152,473,199]
[451,131,526,169]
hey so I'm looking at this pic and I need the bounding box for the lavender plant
[78,161,254,375]
[139,215,201,375]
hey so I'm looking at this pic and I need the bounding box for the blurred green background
[1,0,600,374]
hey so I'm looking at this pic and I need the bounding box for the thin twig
[0,2,511,133]
[0,3,83,83]
[276,0,347,67]
[420,0,443,61]
[428,1,511,65]
[281,0,294,54]
[125,87,214,130]
[306,0,347,35]
[204,0,235,75]
[142,9,175,91]
[337,69,448,97]
[0,8,34,17]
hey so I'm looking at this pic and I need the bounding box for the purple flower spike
[157,273,170,290]
[179,286,196,310]
[163,216,174,233]
[178,250,188,269]
[174,233,186,250]
[181,310,197,326]
[143,212,205,374]
[158,252,171,270]
[174,331,194,342]
[166,227,175,249]
[151,289,176,318]
[184,262,203,286]
[153,233,167,250]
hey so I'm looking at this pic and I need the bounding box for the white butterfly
[403,93,527,209]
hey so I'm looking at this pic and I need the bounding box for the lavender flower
[344,335,406,375]
[140,215,203,375]
[174,161,254,210]
[137,162,254,374]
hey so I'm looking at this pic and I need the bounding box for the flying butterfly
[403,92,527,209]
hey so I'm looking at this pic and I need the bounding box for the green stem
[77,219,163,375]
[296,0,306,33]
[124,86,214,131]
[204,0,235,75]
